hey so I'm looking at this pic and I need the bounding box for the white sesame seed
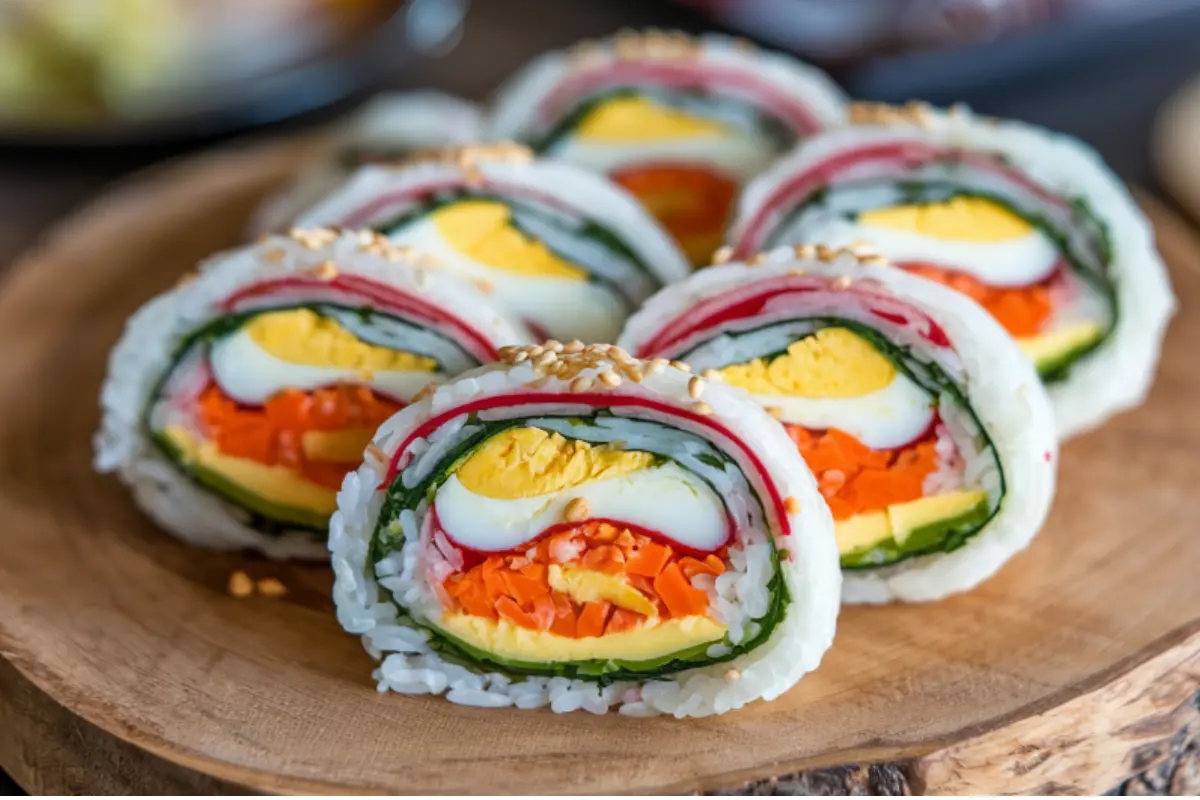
[688,376,704,399]
[599,371,622,387]
[693,401,714,416]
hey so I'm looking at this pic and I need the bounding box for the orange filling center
[442,521,726,638]
[610,165,738,266]
[785,425,940,521]
[197,384,402,488]
[904,263,1053,338]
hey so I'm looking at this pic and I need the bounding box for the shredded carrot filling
[197,384,402,488]
[904,263,1053,338]
[611,165,738,266]
[442,520,726,637]
[785,425,939,521]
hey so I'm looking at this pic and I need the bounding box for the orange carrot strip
[653,562,708,618]
[495,595,539,630]
[625,542,672,577]
[576,600,612,638]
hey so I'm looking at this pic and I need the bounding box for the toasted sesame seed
[314,260,339,280]
[670,360,691,373]
[688,376,704,399]
[262,248,286,264]
[528,345,545,358]
[256,577,288,599]
[599,370,622,387]
[784,496,801,514]
[725,668,742,682]
[534,351,557,368]
[511,350,529,363]
[563,339,585,354]
[831,275,854,290]
[228,571,253,598]
[711,245,733,265]
[701,368,721,382]
[766,406,783,420]
[564,497,590,522]
[644,360,666,377]
[570,375,594,392]
[693,401,714,416]
[543,339,563,353]
[794,244,817,259]
[787,268,807,277]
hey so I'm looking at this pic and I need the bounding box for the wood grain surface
[0,138,1196,795]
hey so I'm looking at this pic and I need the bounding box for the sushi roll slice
[727,101,1176,439]
[330,343,840,716]
[295,142,690,344]
[487,29,847,266]
[618,245,1057,603]
[95,229,530,560]
[253,91,483,235]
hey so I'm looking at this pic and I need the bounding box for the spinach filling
[370,413,790,684]
[369,190,662,306]
[143,303,469,537]
[677,317,1006,570]
[767,177,1118,383]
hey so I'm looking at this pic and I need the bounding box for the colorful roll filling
[252,91,483,236]
[94,229,530,560]
[296,143,690,344]
[619,245,1057,603]
[729,101,1175,439]
[488,30,847,265]
[330,345,840,716]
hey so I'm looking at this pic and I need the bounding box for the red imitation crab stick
[442,520,726,638]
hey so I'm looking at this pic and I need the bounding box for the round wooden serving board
[0,138,1197,796]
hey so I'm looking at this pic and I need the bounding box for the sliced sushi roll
[95,229,530,560]
[488,29,847,265]
[253,91,484,235]
[728,101,1176,439]
[618,245,1057,603]
[295,142,690,344]
[330,343,840,716]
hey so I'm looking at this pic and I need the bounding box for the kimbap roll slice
[619,245,1057,603]
[253,91,484,235]
[295,143,690,344]
[331,343,840,716]
[728,102,1176,439]
[488,30,847,265]
[95,229,530,560]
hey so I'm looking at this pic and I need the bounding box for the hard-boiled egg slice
[716,327,935,450]
[433,426,728,553]
[549,94,779,181]
[832,195,1059,287]
[209,308,441,405]
[390,200,627,343]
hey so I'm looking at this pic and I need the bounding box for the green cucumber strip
[839,495,992,570]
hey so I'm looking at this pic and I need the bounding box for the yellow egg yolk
[431,200,588,280]
[547,565,659,617]
[574,95,732,142]
[716,328,896,398]
[858,196,1033,242]
[246,309,438,374]
[455,427,656,500]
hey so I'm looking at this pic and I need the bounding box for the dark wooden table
[2,0,1199,794]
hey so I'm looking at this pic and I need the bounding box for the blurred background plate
[0,0,469,148]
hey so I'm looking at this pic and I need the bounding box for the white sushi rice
[94,229,530,560]
[618,248,1058,603]
[251,91,484,236]
[487,31,847,142]
[329,356,841,716]
[730,105,1177,440]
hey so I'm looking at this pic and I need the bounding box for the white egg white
[753,370,935,450]
[392,215,627,343]
[550,132,778,183]
[433,462,729,554]
[209,327,442,405]
[792,216,1061,288]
